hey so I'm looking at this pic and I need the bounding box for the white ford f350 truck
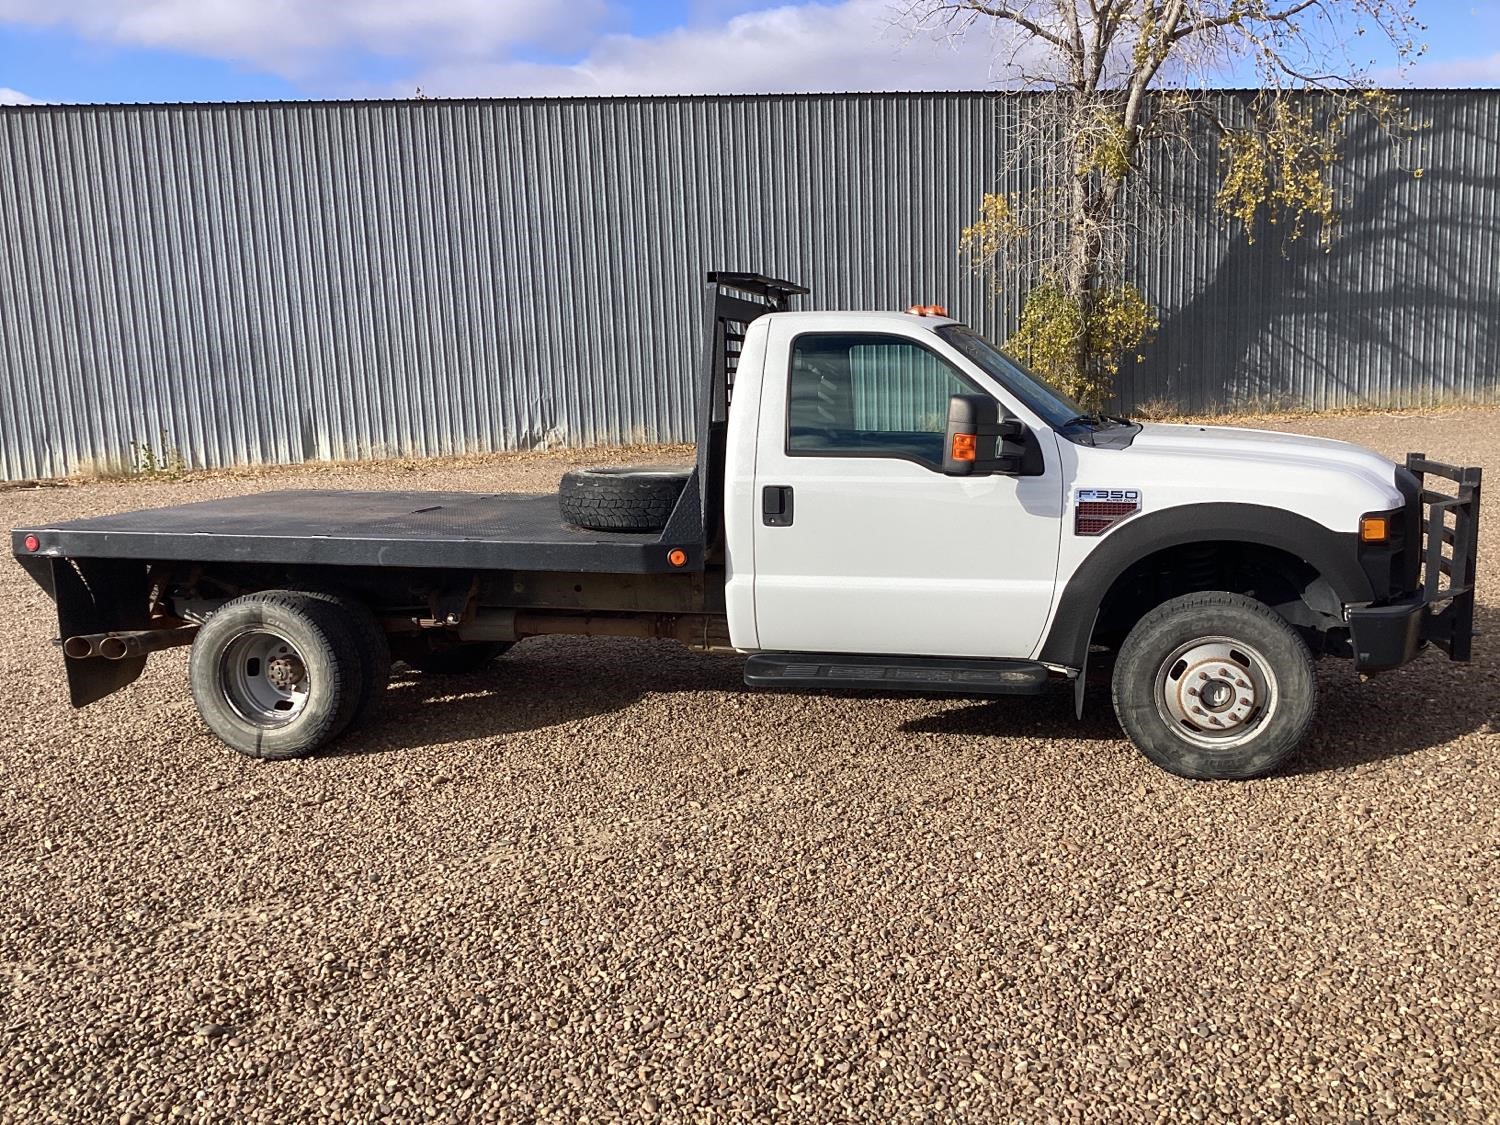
[12,273,1482,779]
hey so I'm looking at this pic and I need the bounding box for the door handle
[762,485,794,527]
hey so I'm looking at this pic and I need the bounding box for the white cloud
[0,0,1041,98]
[1396,52,1500,87]
[0,0,611,77]
[410,0,1035,97]
[0,86,39,104]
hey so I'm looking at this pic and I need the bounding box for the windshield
[935,324,1086,430]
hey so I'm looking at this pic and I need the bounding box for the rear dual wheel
[189,590,386,761]
[287,588,391,722]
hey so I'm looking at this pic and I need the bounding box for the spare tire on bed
[559,464,692,532]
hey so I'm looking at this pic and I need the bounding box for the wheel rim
[221,629,311,727]
[1154,635,1278,750]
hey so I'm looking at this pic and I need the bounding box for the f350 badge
[1074,488,1142,536]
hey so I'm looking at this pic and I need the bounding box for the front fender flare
[1041,502,1371,674]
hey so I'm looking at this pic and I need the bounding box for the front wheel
[1111,591,1316,780]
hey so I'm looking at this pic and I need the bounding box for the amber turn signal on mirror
[1359,515,1389,543]
[950,433,977,462]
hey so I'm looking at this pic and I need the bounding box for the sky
[0,0,1496,107]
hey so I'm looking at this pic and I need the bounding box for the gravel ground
[1,411,1497,1123]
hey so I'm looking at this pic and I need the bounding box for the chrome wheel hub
[1155,637,1277,749]
[222,630,311,727]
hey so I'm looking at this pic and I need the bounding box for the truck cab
[12,273,1482,781]
[722,304,1431,663]
[724,310,1066,659]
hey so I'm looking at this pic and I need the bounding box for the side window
[787,333,978,468]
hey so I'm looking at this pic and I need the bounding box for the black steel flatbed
[12,488,706,574]
[8,272,797,714]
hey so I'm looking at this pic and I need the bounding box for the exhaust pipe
[455,609,518,642]
[455,608,689,643]
[441,609,732,651]
[64,626,199,660]
[512,611,732,650]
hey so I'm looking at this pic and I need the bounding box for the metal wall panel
[1,91,1496,480]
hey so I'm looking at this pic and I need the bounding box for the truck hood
[1121,422,1404,514]
[1134,421,1395,477]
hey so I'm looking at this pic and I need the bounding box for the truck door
[751,325,1064,659]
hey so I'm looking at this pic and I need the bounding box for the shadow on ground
[900,687,1121,744]
[325,607,1498,777]
[323,637,746,759]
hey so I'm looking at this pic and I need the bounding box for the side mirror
[942,394,1038,476]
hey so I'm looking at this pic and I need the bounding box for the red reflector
[667,547,688,568]
[23,534,40,552]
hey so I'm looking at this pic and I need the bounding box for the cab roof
[760,309,961,331]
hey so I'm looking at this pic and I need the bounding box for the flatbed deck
[12,489,705,574]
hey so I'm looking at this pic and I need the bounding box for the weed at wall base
[128,430,189,480]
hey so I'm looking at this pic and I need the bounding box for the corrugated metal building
[1,90,1496,481]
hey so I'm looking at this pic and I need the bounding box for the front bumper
[1348,454,1482,672]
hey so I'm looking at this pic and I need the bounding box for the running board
[744,653,1050,695]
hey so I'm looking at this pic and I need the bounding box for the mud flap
[1074,611,1099,719]
[51,557,153,707]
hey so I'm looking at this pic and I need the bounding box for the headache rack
[693,272,809,546]
[701,272,809,404]
[1407,453,1483,660]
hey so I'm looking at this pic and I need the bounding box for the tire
[406,639,512,675]
[189,591,365,761]
[287,588,391,726]
[559,465,691,532]
[1111,591,1316,780]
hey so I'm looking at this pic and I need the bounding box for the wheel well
[1091,541,1349,655]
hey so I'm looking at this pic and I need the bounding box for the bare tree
[906,0,1425,406]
